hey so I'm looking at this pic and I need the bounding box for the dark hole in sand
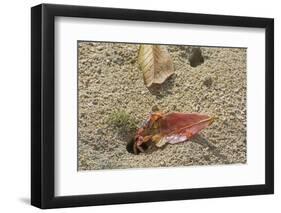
[126,138,136,154]
[188,47,204,67]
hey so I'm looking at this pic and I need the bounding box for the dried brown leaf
[138,45,174,87]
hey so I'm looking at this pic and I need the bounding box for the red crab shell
[131,112,214,154]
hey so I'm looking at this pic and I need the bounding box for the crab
[127,111,215,154]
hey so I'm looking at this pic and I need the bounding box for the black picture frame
[31,3,274,209]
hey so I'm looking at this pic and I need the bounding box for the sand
[78,42,247,171]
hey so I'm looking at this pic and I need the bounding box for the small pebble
[203,76,213,87]
[160,161,165,166]
[151,105,160,112]
[97,46,103,51]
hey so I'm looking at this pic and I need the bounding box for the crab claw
[134,142,145,154]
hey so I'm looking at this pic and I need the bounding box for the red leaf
[155,112,214,147]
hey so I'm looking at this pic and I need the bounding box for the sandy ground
[78,42,247,171]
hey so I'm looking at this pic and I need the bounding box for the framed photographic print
[31,3,274,209]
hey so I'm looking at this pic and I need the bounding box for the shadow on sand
[147,74,176,98]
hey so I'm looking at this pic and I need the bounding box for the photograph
[77,41,247,171]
